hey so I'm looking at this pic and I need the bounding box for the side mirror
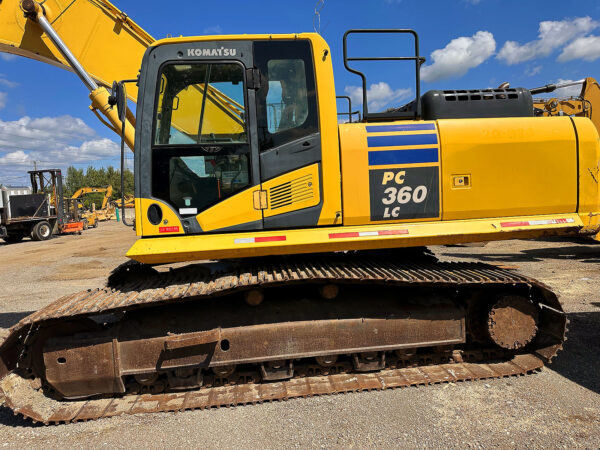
[110,81,127,122]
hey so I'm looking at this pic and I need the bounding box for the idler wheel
[487,296,539,350]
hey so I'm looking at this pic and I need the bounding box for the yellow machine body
[126,35,600,265]
[129,116,600,263]
[0,2,588,422]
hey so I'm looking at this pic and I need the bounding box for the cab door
[253,40,323,229]
[150,59,265,233]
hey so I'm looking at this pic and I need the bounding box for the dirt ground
[0,221,598,449]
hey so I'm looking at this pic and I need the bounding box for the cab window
[151,62,251,217]
[154,63,247,144]
[265,59,309,133]
[255,40,319,152]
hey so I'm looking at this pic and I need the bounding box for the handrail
[342,29,425,120]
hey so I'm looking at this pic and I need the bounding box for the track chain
[0,353,544,425]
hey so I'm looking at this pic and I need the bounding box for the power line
[0,175,29,181]
[0,159,133,166]
[0,141,46,151]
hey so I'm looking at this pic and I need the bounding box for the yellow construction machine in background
[533,77,600,131]
[71,185,116,225]
[113,194,135,209]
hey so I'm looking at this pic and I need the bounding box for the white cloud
[420,31,496,82]
[0,116,96,152]
[558,35,600,62]
[345,82,412,112]
[0,139,118,165]
[0,75,16,110]
[0,150,30,166]
[0,54,17,62]
[525,65,543,76]
[0,115,120,179]
[203,25,223,35]
[497,17,599,65]
[0,75,18,89]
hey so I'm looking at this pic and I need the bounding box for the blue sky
[1,0,600,183]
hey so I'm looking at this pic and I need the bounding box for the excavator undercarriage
[0,252,566,424]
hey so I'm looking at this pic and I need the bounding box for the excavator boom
[0,0,152,98]
[0,0,252,150]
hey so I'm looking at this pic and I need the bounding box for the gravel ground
[0,222,598,448]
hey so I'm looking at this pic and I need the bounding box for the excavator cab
[131,36,337,239]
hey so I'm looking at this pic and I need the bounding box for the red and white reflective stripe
[329,229,409,239]
[500,218,575,228]
[234,235,287,244]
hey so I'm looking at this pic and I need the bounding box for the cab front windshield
[151,62,251,217]
[154,63,246,145]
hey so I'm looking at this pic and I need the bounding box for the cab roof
[150,33,324,48]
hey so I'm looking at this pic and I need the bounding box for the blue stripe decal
[368,148,439,165]
[367,133,438,148]
[366,124,436,133]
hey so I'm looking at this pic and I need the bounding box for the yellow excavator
[113,194,134,209]
[532,77,600,131]
[71,185,115,226]
[0,1,599,424]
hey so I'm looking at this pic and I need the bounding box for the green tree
[64,167,84,196]
[63,165,134,206]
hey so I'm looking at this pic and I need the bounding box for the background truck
[0,169,65,243]
[0,169,84,243]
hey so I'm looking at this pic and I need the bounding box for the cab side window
[254,40,319,152]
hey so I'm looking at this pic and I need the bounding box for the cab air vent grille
[269,174,315,210]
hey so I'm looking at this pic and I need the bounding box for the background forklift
[0,169,84,243]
